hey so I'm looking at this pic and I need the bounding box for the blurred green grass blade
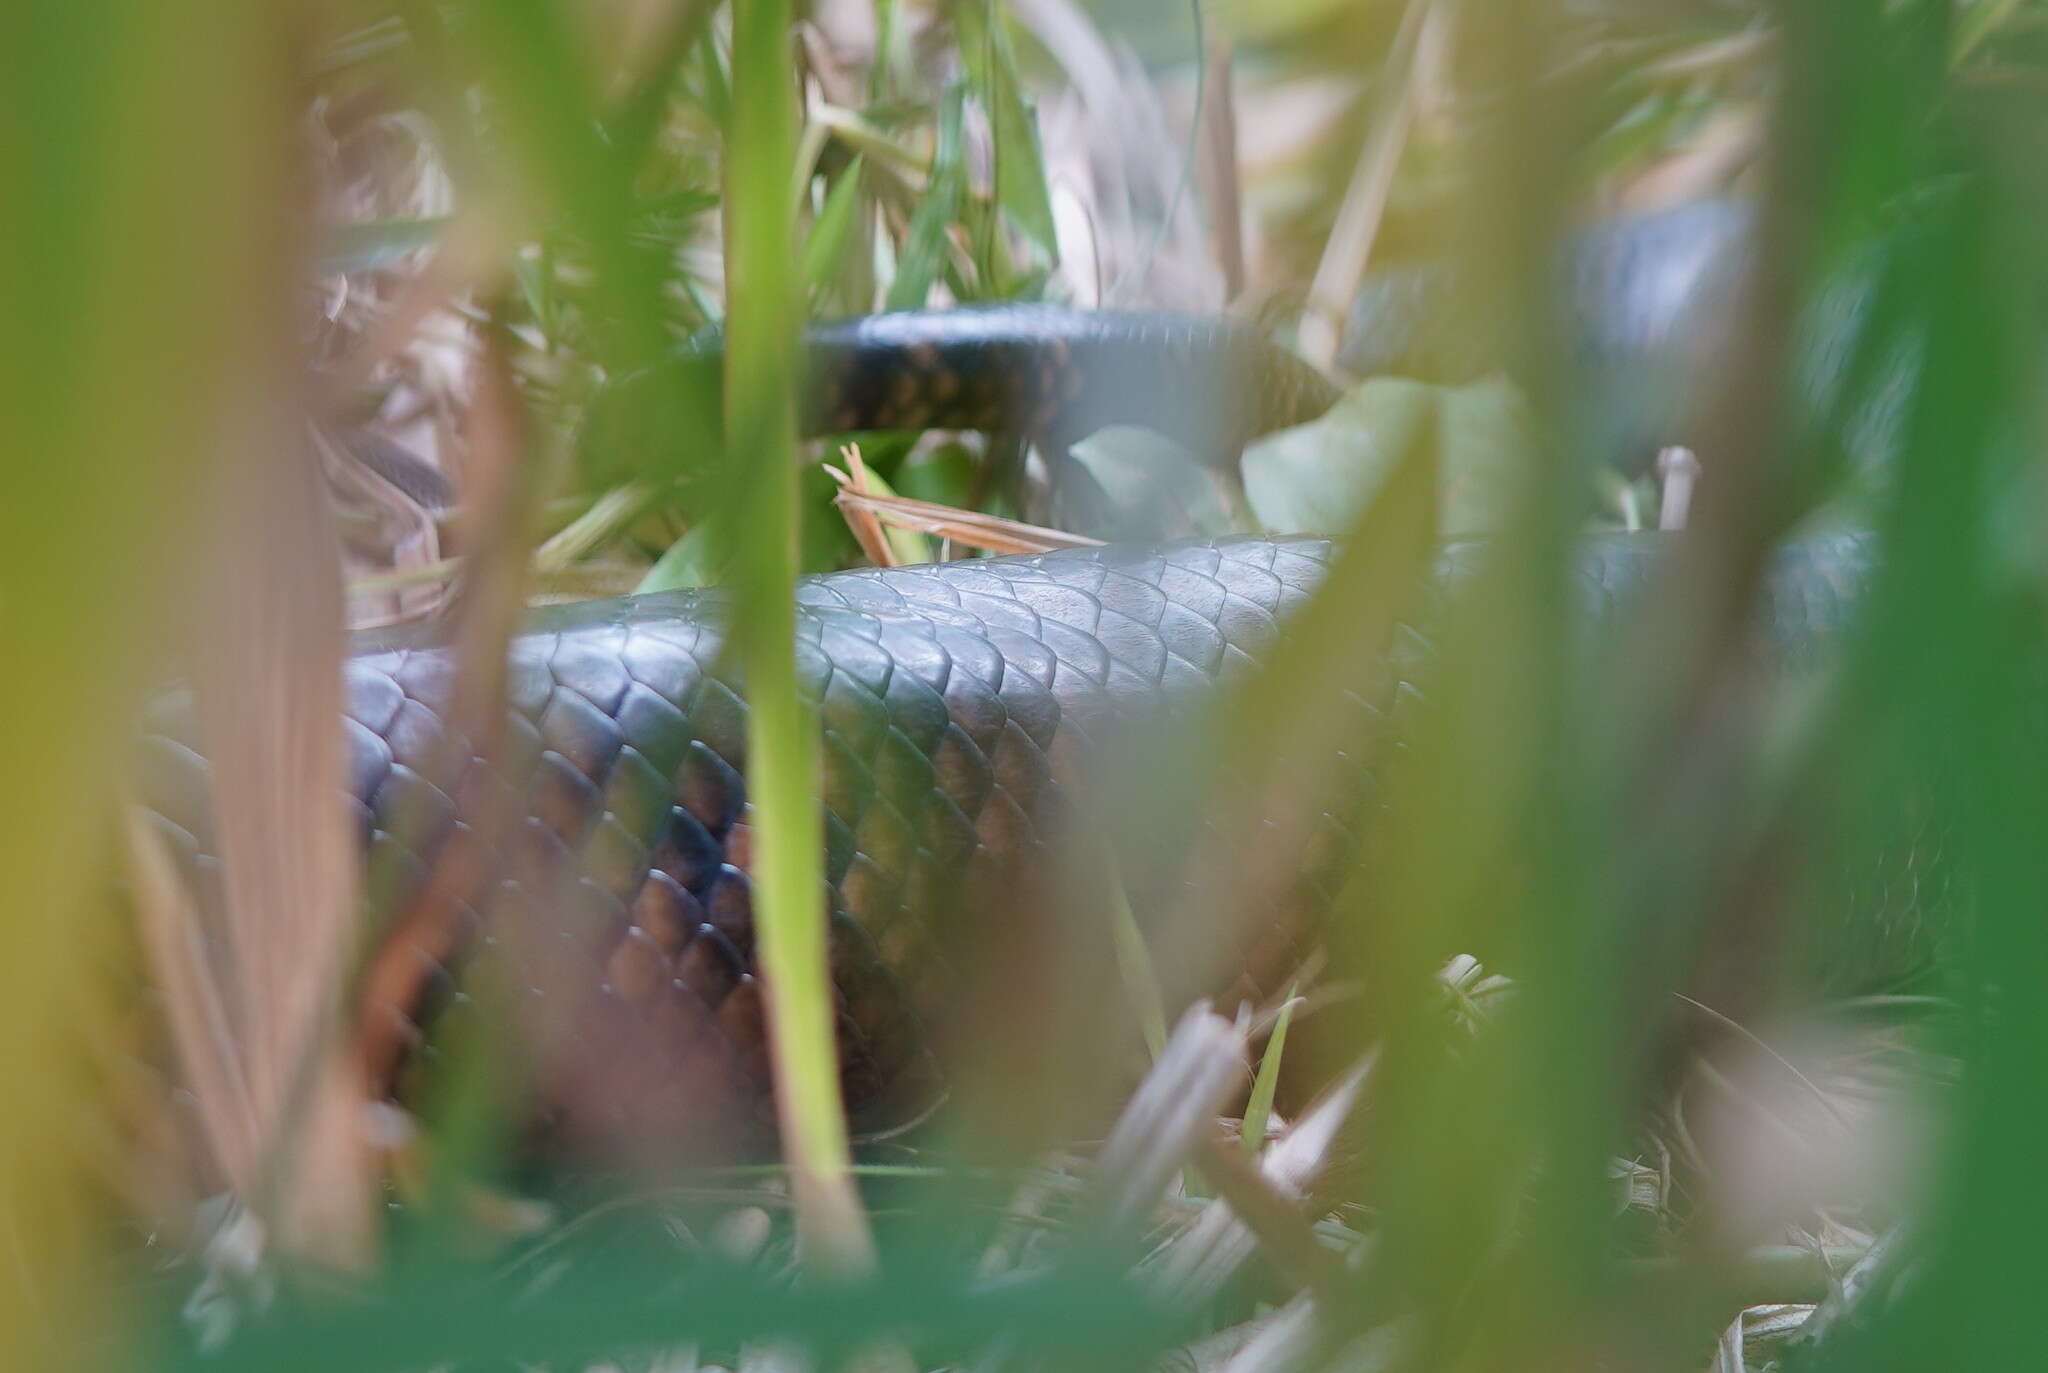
[1097,395,1441,1035]
[1299,23,1627,1358]
[871,0,902,101]
[604,1,717,171]
[1105,849,1169,1062]
[511,246,558,347]
[952,0,1059,258]
[416,1,685,440]
[724,0,874,1276]
[1802,31,2048,1367]
[384,964,522,1260]
[1242,989,1297,1157]
[887,85,967,310]
[803,156,869,304]
[1586,88,1689,174]
[1952,0,2025,67]
[696,23,733,129]
[5,1,290,1362]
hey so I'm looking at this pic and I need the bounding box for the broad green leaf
[635,524,721,593]
[893,442,977,509]
[1243,374,1540,537]
[1066,425,1238,540]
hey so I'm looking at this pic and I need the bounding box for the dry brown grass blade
[123,811,261,1195]
[315,425,450,630]
[828,447,899,567]
[185,415,375,1268]
[827,474,1104,556]
[1198,38,1245,301]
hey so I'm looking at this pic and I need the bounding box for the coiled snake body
[137,243,1913,1153]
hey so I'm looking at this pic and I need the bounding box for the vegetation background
[3,0,2046,1369]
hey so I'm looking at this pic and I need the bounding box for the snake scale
[134,211,1924,1157]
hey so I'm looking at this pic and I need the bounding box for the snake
[134,207,1929,1158]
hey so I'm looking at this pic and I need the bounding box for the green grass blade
[1241,989,1298,1157]
[724,0,874,1277]
[887,85,967,310]
[3,0,292,1359]
[952,0,1059,259]
[803,155,870,306]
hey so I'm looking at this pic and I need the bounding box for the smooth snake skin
[134,262,1921,1148]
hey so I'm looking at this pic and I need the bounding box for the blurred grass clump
[8,0,2048,1370]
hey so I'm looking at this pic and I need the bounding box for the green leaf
[893,442,977,508]
[1066,425,1239,540]
[635,524,722,593]
[1242,375,1540,537]
[1242,988,1298,1157]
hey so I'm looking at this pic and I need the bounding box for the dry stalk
[1298,0,1439,368]
[829,447,899,567]
[826,474,1103,556]
[139,407,377,1268]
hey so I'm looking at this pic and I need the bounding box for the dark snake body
[137,270,1913,1152]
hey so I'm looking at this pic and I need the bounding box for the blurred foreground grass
[6,1,2048,1370]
